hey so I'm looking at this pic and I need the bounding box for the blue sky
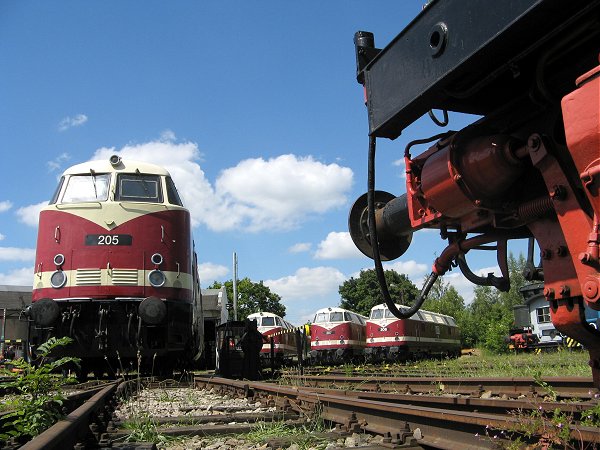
[0,1,527,325]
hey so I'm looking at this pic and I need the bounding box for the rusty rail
[18,381,122,450]
[196,375,600,449]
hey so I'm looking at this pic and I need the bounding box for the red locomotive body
[309,307,366,364]
[247,312,297,364]
[365,303,461,362]
[27,156,203,377]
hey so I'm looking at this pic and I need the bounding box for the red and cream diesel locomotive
[365,303,461,362]
[27,155,203,376]
[309,307,367,364]
[247,312,297,364]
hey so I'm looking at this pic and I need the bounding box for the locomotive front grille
[76,268,102,285]
[111,269,139,285]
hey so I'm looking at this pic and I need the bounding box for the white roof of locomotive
[63,157,171,176]
[370,303,456,323]
[312,306,367,319]
[247,312,281,319]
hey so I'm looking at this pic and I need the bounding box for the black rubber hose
[367,134,436,319]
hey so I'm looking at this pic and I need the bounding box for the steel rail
[19,380,120,450]
[196,375,600,449]
[280,374,598,399]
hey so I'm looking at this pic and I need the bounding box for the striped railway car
[365,303,461,362]
[26,155,203,377]
[247,312,297,364]
[309,307,367,364]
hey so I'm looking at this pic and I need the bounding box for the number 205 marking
[98,235,119,245]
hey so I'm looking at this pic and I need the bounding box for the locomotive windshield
[370,309,383,319]
[261,317,275,326]
[116,173,163,203]
[61,173,110,203]
[330,312,344,322]
[313,312,328,323]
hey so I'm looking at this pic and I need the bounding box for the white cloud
[58,114,88,131]
[0,233,5,241]
[198,262,229,283]
[0,201,12,213]
[16,201,47,227]
[0,267,34,286]
[314,231,364,260]
[215,154,353,232]
[382,260,429,278]
[288,242,311,253]
[47,152,71,172]
[0,247,36,261]
[393,158,407,179]
[94,137,353,233]
[265,266,346,300]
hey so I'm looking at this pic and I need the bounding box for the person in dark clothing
[239,319,265,380]
[5,346,15,361]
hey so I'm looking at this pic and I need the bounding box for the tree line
[208,253,530,353]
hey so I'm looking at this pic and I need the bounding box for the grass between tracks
[292,348,592,379]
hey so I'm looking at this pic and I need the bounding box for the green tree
[208,277,285,320]
[422,278,465,319]
[338,269,419,317]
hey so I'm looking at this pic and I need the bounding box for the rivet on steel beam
[583,280,599,301]
[556,246,568,257]
[541,249,552,260]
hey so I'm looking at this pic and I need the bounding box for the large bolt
[528,135,541,151]
[559,285,570,296]
[544,287,555,298]
[583,280,599,301]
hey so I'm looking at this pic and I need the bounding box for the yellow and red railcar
[309,306,367,364]
[247,312,297,364]
[27,155,203,376]
[365,303,461,362]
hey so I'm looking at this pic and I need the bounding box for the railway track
[196,375,600,449]
[3,373,599,449]
[279,374,599,400]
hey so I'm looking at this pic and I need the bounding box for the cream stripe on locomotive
[262,343,297,352]
[33,269,193,289]
[367,336,461,345]
[311,339,364,346]
[46,202,187,232]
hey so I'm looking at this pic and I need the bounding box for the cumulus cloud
[0,234,5,241]
[47,152,71,172]
[94,136,353,232]
[0,247,36,261]
[382,259,429,278]
[215,154,353,232]
[16,201,47,227]
[198,262,229,284]
[393,158,407,179]
[314,231,364,260]
[288,242,311,254]
[0,267,34,286]
[0,201,12,213]
[58,114,88,131]
[265,266,346,300]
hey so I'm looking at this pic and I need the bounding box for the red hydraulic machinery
[348,0,600,386]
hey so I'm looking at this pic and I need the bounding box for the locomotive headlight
[148,269,166,287]
[53,253,65,267]
[151,253,163,266]
[109,154,122,167]
[50,270,67,288]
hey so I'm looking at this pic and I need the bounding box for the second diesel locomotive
[247,312,298,364]
[26,155,203,377]
[309,307,367,364]
[365,303,461,362]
